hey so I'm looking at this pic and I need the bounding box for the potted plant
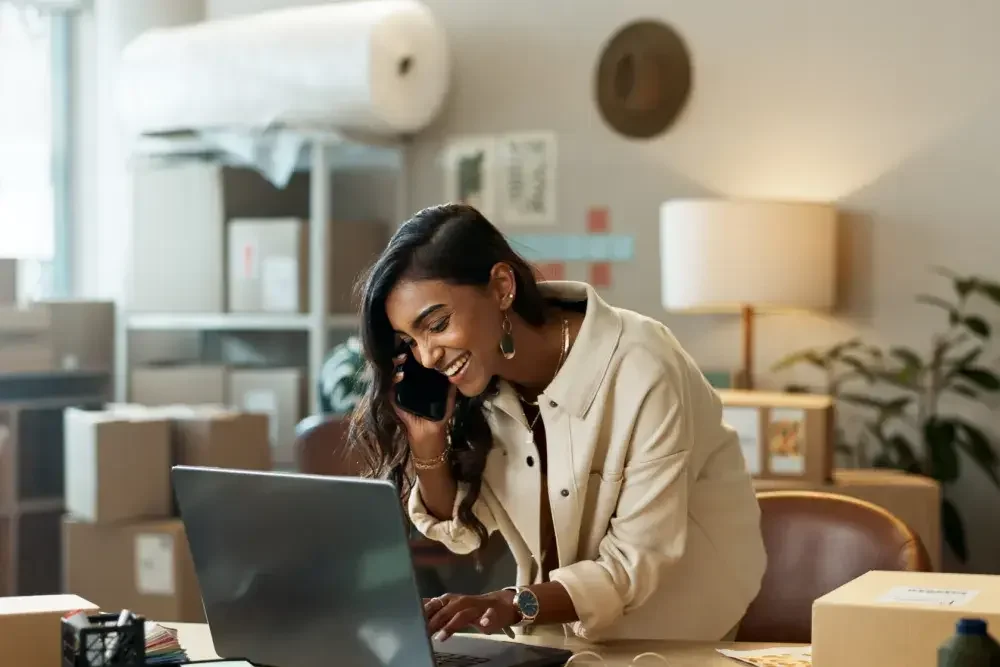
[772,268,1000,561]
[318,335,366,417]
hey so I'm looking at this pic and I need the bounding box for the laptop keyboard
[434,652,490,667]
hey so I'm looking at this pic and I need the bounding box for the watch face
[516,590,540,618]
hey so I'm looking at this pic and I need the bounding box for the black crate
[62,612,146,667]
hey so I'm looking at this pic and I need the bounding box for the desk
[168,622,786,667]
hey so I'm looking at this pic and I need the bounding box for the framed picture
[723,406,762,476]
[719,390,834,483]
[443,135,497,219]
[498,131,557,225]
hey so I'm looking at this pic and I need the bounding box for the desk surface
[168,622,785,667]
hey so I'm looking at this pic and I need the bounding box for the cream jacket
[409,282,766,642]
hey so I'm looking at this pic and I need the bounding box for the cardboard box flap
[0,594,97,616]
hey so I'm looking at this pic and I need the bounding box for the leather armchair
[737,490,932,644]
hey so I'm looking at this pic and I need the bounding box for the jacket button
[526,456,534,467]
[560,489,569,497]
[549,400,558,408]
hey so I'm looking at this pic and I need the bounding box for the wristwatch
[503,586,540,626]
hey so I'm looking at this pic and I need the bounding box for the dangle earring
[499,312,516,360]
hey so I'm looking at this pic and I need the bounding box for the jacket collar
[486,281,623,420]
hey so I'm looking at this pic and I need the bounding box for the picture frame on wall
[498,131,557,225]
[719,390,834,484]
[443,135,497,219]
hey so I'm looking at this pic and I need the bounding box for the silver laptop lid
[171,465,434,667]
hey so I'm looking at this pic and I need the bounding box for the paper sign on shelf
[135,533,175,596]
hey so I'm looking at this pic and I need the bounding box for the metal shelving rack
[115,128,410,413]
[0,371,111,595]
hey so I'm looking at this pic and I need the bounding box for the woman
[349,203,766,643]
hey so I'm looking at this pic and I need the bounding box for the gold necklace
[521,318,570,435]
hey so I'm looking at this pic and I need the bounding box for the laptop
[172,466,572,667]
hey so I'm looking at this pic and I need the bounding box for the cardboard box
[129,163,225,313]
[63,408,172,523]
[228,368,304,466]
[111,403,271,471]
[0,594,99,667]
[719,390,834,483]
[45,300,116,371]
[0,305,54,373]
[813,570,1000,667]
[756,469,942,570]
[63,518,204,623]
[226,217,388,315]
[227,217,308,313]
[130,365,229,406]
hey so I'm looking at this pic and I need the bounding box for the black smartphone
[394,351,451,422]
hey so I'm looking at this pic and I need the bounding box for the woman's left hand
[423,591,519,641]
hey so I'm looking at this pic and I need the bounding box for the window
[0,1,71,299]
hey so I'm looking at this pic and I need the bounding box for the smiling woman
[348,203,767,644]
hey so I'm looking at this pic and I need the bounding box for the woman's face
[385,272,511,397]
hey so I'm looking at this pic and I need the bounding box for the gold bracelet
[412,449,449,470]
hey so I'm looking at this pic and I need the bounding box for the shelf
[131,129,404,171]
[126,312,359,331]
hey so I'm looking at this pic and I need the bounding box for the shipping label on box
[227,218,307,314]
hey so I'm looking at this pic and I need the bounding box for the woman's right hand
[391,353,457,456]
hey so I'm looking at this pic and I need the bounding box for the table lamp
[660,199,837,389]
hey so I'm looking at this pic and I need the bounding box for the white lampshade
[660,199,837,313]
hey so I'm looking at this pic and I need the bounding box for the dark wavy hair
[348,203,548,550]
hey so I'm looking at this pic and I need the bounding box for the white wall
[74,0,1000,570]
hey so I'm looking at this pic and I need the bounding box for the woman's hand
[423,591,519,641]
[391,353,457,456]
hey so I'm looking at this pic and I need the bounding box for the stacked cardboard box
[0,301,114,374]
[61,404,271,623]
[130,365,305,468]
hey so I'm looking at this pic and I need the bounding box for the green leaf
[941,498,968,562]
[916,294,959,324]
[962,316,990,337]
[951,384,980,399]
[955,421,1000,489]
[889,346,924,370]
[951,347,983,369]
[771,349,825,372]
[925,418,960,482]
[978,281,1000,307]
[955,278,978,299]
[889,435,920,471]
[839,354,875,382]
[956,367,1000,391]
[874,367,920,391]
[828,337,863,357]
